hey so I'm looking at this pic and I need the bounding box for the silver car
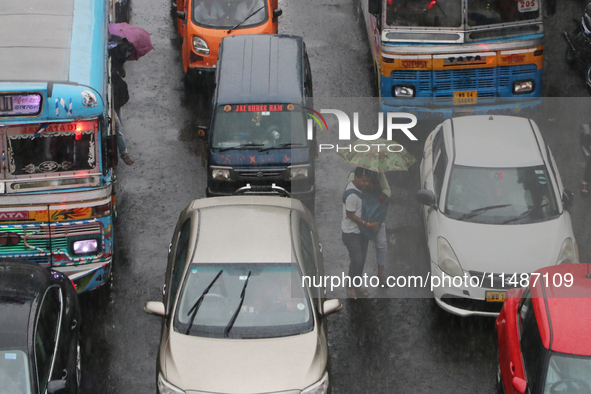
[145,196,341,394]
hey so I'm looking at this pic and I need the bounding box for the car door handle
[318,243,323,253]
[510,361,516,376]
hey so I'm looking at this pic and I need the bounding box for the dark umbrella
[109,23,153,61]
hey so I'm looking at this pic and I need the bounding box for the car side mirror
[512,377,527,394]
[322,299,342,317]
[47,379,67,393]
[144,301,167,317]
[562,189,574,210]
[416,189,436,207]
[176,11,186,20]
[197,126,209,141]
[104,134,118,168]
[273,9,282,21]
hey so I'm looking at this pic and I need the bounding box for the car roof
[215,34,304,106]
[450,116,544,168]
[190,197,303,264]
[531,264,591,356]
[0,260,52,350]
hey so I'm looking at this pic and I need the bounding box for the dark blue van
[206,34,315,210]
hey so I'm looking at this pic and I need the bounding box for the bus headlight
[72,239,99,255]
[393,85,415,98]
[192,36,210,55]
[513,80,534,94]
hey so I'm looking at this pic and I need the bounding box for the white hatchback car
[144,195,341,394]
[417,115,578,317]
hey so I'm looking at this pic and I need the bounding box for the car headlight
[393,85,415,98]
[72,239,98,255]
[192,36,210,55]
[556,238,578,265]
[513,80,534,94]
[437,237,463,277]
[301,372,329,394]
[290,166,309,179]
[211,168,231,180]
[158,373,185,394]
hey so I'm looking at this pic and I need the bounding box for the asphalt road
[78,0,591,393]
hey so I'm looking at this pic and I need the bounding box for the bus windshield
[385,0,539,28]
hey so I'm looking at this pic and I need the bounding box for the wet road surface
[78,0,591,393]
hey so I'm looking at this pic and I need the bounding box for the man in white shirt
[342,167,380,298]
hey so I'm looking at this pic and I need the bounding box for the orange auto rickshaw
[175,0,282,80]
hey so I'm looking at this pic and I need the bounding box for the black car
[0,260,81,393]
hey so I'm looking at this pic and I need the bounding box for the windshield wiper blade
[185,269,223,335]
[227,6,265,33]
[458,204,512,220]
[498,202,549,225]
[218,143,264,152]
[259,142,305,152]
[224,271,251,338]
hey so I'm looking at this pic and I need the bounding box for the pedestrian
[112,68,134,165]
[347,168,390,285]
[342,167,380,298]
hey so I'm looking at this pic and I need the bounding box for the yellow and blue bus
[0,0,118,292]
[359,0,544,119]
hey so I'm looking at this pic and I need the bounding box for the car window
[0,350,32,394]
[192,0,268,28]
[169,218,192,310]
[174,263,313,339]
[444,165,560,224]
[543,354,591,394]
[433,147,448,203]
[35,287,62,393]
[299,219,318,278]
[519,291,545,390]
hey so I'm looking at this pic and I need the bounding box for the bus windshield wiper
[227,6,265,33]
[185,270,223,335]
[498,202,549,225]
[458,204,512,220]
[224,271,251,338]
[218,143,264,152]
[259,142,305,152]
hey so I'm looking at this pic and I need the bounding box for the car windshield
[385,0,539,28]
[445,165,560,224]
[0,350,32,394]
[174,263,313,339]
[5,122,97,177]
[386,0,463,27]
[211,104,308,150]
[467,0,540,26]
[543,353,591,394]
[192,0,268,28]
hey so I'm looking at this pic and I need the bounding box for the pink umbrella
[109,23,153,61]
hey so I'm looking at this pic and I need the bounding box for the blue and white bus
[0,0,119,293]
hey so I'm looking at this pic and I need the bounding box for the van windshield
[211,104,308,150]
[192,0,268,28]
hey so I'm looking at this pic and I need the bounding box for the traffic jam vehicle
[0,0,118,292]
[174,0,282,81]
[496,263,591,394]
[357,0,547,118]
[416,115,577,316]
[0,260,82,394]
[144,195,341,394]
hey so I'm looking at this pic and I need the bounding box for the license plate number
[486,291,507,302]
[453,91,478,105]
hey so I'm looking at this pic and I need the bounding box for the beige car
[144,196,341,394]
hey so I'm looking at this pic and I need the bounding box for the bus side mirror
[104,135,118,168]
[273,9,282,21]
[368,0,381,15]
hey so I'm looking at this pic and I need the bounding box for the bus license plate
[453,90,478,105]
[486,291,507,302]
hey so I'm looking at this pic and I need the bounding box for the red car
[496,264,591,394]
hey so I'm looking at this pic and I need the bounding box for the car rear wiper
[227,6,265,33]
[224,271,251,338]
[185,269,223,335]
[458,204,512,220]
[259,142,305,152]
[498,202,549,225]
[218,143,264,152]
